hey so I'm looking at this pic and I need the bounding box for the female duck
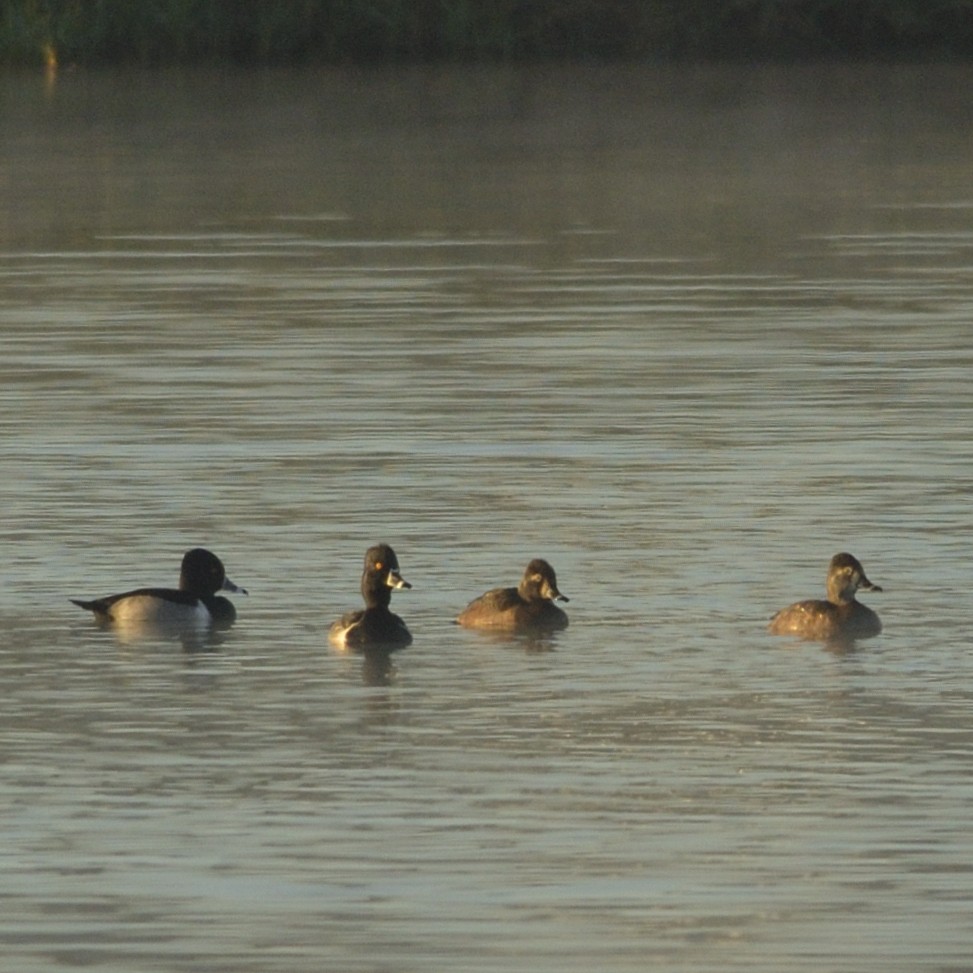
[457,558,569,634]
[71,548,247,629]
[329,543,413,650]
[768,552,882,643]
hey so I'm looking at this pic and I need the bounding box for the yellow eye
[374,561,383,571]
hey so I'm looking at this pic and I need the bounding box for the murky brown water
[1,63,972,971]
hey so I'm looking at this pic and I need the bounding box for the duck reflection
[458,627,563,653]
[90,615,233,656]
[361,646,398,686]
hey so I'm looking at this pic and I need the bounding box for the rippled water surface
[2,64,972,971]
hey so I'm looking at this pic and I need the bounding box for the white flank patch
[111,595,211,630]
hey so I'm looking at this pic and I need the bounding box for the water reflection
[456,626,565,654]
[360,645,399,686]
[821,636,870,657]
[73,611,235,654]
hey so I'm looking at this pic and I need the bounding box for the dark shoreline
[3,1,973,68]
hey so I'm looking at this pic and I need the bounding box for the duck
[768,552,882,643]
[71,547,247,629]
[329,543,412,650]
[456,558,569,634]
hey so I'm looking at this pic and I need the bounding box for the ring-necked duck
[768,552,882,643]
[456,558,569,633]
[329,543,413,650]
[71,548,247,629]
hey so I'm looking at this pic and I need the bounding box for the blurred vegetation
[3,0,973,66]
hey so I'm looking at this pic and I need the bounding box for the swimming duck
[71,547,247,629]
[329,543,412,650]
[768,551,882,643]
[456,558,569,633]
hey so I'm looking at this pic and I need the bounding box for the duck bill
[860,577,882,593]
[386,570,411,591]
[542,581,569,603]
[222,576,248,595]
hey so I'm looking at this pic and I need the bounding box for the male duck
[329,543,413,650]
[71,547,247,630]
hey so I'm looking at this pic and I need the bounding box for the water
[1,63,972,971]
